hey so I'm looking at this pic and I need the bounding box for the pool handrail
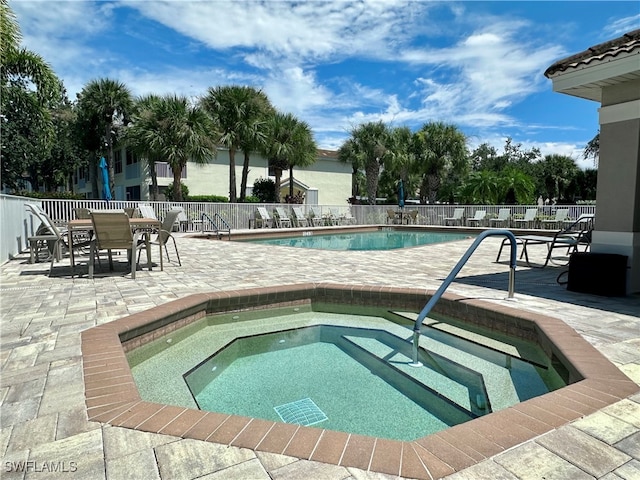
[410,229,517,366]
[201,212,231,239]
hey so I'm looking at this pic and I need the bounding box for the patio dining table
[67,217,162,271]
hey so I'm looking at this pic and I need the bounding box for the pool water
[127,306,567,441]
[241,230,471,250]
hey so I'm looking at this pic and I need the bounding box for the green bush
[165,182,189,201]
[244,195,260,203]
[187,195,229,203]
[18,190,84,200]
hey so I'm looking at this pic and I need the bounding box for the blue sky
[11,1,640,169]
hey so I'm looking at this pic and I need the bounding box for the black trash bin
[567,252,628,296]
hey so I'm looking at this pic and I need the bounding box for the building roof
[544,29,640,77]
[543,29,640,102]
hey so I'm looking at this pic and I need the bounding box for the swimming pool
[240,229,472,250]
[128,304,566,441]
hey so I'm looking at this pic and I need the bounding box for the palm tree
[499,167,535,204]
[75,78,134,197]
[412,122,468,204]
[261,112,317,202]
[460,170,501,204]
[200,85,274,202]
[124,94,163,200]
[341,121,390,205]
[338,138,364,201]
[125,94,217,202]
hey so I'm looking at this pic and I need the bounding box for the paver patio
[1,231,638,479]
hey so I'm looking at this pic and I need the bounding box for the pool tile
[255,422,299,454]
[411,442,456,478]
[370,438,403,476]
[206,414,252,444]
[135,404,188,433]
[309,429,348,465]
[339,434,375,470]
[231,418,275,449]
[282,425,323,459]
[183,411,229,441]
[436,425,500,459]
[415,434,476,471]
[158,408,207,436]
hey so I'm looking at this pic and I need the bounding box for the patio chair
[291,206,309,227]
[540,208,570,229]
[25,204,92,274]
[466,210,487,227]
[138,209,181,268]
[443,208,464,226]
[273,207,292,228]
[171,206,191,231]
[489,208,511,228]
[387,209,399,225]
[496,215,594,268]
[255,207,272,228]
[512,208,538,229]
[74,207,91,219]
[89,211,149,279]
[342,209,357,225]
[404,209,419,225]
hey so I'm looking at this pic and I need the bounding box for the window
[115,151,122,174]
[126,185,141,201]
[126,150,138,165]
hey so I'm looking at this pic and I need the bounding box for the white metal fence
[1,194,596,264]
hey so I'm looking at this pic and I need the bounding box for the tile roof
[544,29,640,77]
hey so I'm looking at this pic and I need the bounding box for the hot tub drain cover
[274,398,328,426]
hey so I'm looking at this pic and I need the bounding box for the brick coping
[81,283,638,479]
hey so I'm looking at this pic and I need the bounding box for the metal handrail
[201,212,231,238]
[410,229,517,367]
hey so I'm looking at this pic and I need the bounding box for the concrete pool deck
[1,230,639,479]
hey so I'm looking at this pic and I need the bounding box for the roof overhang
[544,29,640,102]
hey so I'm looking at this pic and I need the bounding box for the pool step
[341,335,482,416]
[389,311,548,369]
[343,326,524,412]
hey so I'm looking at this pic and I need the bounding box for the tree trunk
[289,165,294,199]
[239,151,250,202]
[365,161,380,205]
[228,147,237,203]
[426,173,440,204]
[107,124,115,200]
[173,169,182,202]
[274,167,283,203]
[149,159,159,201]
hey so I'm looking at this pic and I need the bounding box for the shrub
[187,195,228,203]
[252,177,276,203]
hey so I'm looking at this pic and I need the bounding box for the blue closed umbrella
[99,157,112,201]
[398,179,405,209]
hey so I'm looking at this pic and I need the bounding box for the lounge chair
[466,210,487,227]
[309,206,325,226]
[255,207,272,228]
[540,208,570,229]
[273,207,292,228]
[138,204,158,220]
[512,208,538,229]
[489,208,511,228]
[443,208,464,226]
[496,215,594,268]
[342,209,357,225]
[138,209,181,268]
[25,204,91,273]
[329,208,343,225]
[291,207,309,227]
[89,211,149,279]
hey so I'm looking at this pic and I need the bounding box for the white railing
[1,193,596,264]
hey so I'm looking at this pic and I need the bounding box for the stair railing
[410,229,517,367]
[201,212,231,239]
